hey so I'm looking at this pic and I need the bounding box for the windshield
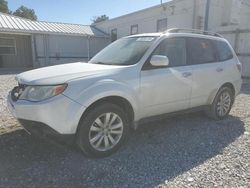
[89,36,157,65]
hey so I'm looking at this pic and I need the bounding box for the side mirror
[150,55,169,67]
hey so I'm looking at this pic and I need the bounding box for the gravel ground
[0,70,249,188]
[0,70,21,135]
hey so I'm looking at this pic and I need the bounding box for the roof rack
[164,28,224,38]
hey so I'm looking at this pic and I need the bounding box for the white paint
[8,32,242,135]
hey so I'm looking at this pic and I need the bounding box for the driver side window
[153,38,186,67]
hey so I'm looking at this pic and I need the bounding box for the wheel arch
[208,82,236,104]
[221,82,235,96]
[77,95,136,133]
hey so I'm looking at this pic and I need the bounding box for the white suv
[8,29,242,157]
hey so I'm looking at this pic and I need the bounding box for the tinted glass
[152,38,186,66]
[131,25,138,35]
[187,38,216,65]
[0,38,15,46]
[214,40,233,61]
[0,47,16,55]
[0,38,16,55]
[157,18,168,32]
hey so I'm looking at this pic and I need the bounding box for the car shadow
[241,82,250,94]
[0,113,245,188]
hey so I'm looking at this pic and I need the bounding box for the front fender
[72,79,140,121]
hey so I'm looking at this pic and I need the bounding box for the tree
[13,5,37,21]
[0,0,10,13]
[92,15,109,24]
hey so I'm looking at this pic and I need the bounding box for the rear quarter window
[187,37,217,65]
[213,40,234,61]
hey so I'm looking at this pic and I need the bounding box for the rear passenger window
[214,40,233,61]
[187,38,216,65]
[152,38,186,66]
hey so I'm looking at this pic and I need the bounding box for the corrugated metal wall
[33,34,110,67]
[89,37,110,57]
[0,34,32,68]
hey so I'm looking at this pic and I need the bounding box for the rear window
[213,40,234,61]
[187,38,216,65]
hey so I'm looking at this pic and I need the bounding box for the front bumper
[18,119,75,144]
[7,92,86,135]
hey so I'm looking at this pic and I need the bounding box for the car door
[186,37,228,108]
[139,37,193,118]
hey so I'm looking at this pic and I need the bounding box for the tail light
[236,62,242,73]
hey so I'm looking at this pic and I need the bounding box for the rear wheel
[77,103,129,157]
[206,87,234,120]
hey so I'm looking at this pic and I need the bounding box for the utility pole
[192,0,197,29]
[204,0,211,30]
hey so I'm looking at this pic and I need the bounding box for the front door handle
[182,72,192,78]
[216,68,224,72]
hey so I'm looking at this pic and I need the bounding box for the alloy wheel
[88,112,124,151]
[216,91,231,117]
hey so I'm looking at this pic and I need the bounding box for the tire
[76,103,129,157]
[206,87,234,120]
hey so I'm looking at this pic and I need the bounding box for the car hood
[16,62,123,85]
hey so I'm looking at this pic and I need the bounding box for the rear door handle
[216,68,224,72]
[182,72,192,78]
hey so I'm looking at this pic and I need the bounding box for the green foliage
[0,0,10,13]
[13,5,37,20]
[92,15,109,24]
[0,0,38,21]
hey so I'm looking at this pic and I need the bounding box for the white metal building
[0,13,109,68]
[95,0,250,77]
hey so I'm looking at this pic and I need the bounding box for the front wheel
[76,103,129,157]
[206,87,234,120]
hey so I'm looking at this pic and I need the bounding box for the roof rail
[164,28,224,38]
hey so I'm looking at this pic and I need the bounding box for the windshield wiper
[91,62,108,65]
[91,62,119,65]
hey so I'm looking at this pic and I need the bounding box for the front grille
[11,84,26,101]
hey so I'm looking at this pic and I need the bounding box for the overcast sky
[8,0,170,24]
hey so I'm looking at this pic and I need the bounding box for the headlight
[19,84,67,102]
